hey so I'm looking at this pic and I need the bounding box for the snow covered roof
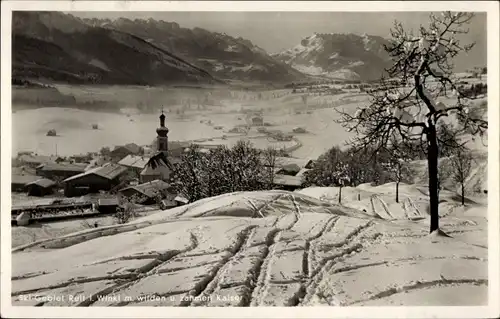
[273,174,304,187]
[98,197,119,206]
[140,164,170,177]
[17,154,56,164]
[11,174,43,186]
[37,162,86,173]
[26,178,57,189]
[63,163,128,182]
[174,195,189,204]
[120,180,171,199]
[11,166,36,176]
[118,155,150,169]
[275,157,314,169]
[295,168,311,177]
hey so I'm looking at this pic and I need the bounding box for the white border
[1,1,499,318]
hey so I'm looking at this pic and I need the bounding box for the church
[139,110,174,183]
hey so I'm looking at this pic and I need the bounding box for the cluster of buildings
[12,110,314,217]
[11,111,187,212]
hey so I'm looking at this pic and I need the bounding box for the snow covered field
[11,184,488,307]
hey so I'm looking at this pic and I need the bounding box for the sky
[70,11,487,55]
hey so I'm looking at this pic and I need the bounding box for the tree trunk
[396,181,399,203]
[461,183,465,206]
[427,125,440,233]
[338,186,342,204]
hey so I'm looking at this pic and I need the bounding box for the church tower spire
[156,108,169,154]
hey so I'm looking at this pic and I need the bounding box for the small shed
[26,178,57,197]
[97,197,119,214]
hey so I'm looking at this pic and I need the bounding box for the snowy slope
[11,188,487,307]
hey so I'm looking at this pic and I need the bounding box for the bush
[304,146,393,188]
[170,141,279,202]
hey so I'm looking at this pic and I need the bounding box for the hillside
[273,33,392,81]
[80,17,306,83]
[12,12,218,85]
[12,186,487,307]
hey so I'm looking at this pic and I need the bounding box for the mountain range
[12,12,400,85]
[83,17,305,83]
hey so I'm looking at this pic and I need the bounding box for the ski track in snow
[11,190,488,307]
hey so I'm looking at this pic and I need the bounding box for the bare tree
[381,137,414,203]
[450,147,473,205]
[262,146,279,189]
[334,162,351,204]
[437,158,451,199]
[382,159,412,203]
[337,12,487,233]
[116,193,146,224]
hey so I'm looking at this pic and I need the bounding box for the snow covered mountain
[83,17,305,83]
[273,33,392,81]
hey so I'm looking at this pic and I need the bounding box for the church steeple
[156,108,169,154]
[159,109,166,127]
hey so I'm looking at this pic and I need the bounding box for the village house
[62,163,128,197]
